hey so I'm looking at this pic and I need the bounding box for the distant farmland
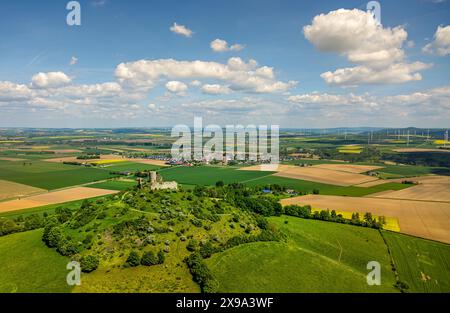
[0,160,118,190]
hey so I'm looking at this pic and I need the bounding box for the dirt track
[281,195,450,244]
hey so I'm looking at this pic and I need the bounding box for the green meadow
[158,166,273,185]
[0,229,72,293]
[88,179,137,191]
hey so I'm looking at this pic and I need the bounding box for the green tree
[126,250,141,267]
[42,226,63,248]
[364,212,373,223]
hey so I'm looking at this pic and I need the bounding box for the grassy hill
[0,229,72,293]
[207,216,397,292]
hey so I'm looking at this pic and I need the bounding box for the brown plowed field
[0,187,118,213]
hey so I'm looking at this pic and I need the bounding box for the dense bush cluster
[185,253,219,293]
[42,218,80,257]
[80,255,99,273]
[69,201,99,229]
[0,214,44,237]
[125,249,165,267]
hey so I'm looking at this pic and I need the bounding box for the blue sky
[0,0,449,128]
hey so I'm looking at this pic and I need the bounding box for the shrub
[186,239,199,252]
[255,216,269,230]
[56,239,79,256]
[42,226,63,248]
[81,255,99,273]
[157,250,166,264]
[200,241,215,259]
[141,251,159,266]
[185,253,218,293]
[126,250,141,267]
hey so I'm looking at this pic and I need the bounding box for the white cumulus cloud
[165,81,188,95]
[31,72,72,89]
[423,25,450,56]
[170,22,193,38]
[210,39,245,52]
[303,9,431,87]
[115,57,296,93]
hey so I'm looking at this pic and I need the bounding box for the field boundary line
[239,173,277,184]
[364,196,450,204]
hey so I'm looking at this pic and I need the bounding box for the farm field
[0,229,72,293]
[281,195,450,244]
[88,179,137,191]
[44,155,169,167]
[374,183,450,202]
[0,157,26,161]
[158,166,273,185]
[393,148,450,153]
[383,231,450,292]
[244,175,410,197]
[99,162,161,172]
[273,167,378,186]
[207,216,397,293]
[377,165,450,179]
[0,187,118,213]
[0,180,45,200]
[312,164,383,173]
[241,164,379,186]
[0,160,119,190]
[0,198,96,219]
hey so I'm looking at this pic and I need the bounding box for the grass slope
[0,229,72,293]
[207,216,397,292]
